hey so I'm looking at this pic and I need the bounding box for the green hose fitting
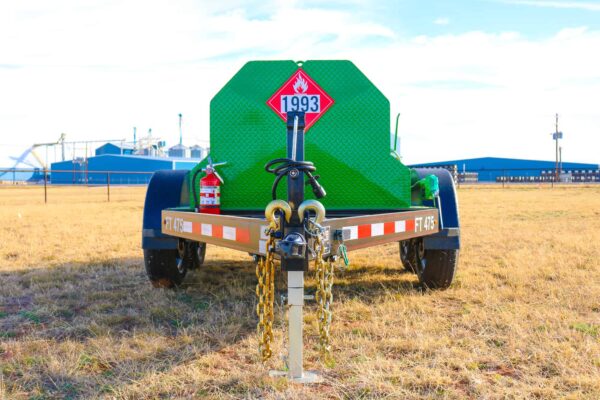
[414,174,439,201]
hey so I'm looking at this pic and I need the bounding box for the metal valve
[201,155,227,183]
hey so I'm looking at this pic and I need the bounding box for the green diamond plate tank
[192,60,411,211]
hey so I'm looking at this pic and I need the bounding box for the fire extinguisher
[197,157,224,214]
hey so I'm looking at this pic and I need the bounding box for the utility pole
[61,134,66,161]
[552,113,563,182]
[559,146,562,172]
[555,114,558,181]
[179,113,183,145]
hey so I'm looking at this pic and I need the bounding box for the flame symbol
[293,75,308,93]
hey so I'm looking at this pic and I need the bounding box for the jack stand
[269,271,322,384]
[269,111,322,384]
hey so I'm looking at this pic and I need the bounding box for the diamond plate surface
[191,60,411,211]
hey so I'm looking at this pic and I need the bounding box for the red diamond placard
[267,69,334,132]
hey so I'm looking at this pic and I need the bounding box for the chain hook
[297,199,325,225]
[265,199,292,231]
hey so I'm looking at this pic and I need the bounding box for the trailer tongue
[142,60,459,383]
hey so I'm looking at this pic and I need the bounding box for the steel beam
[161,208,439,256]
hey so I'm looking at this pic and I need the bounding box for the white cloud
[501,0,600,11]
[332,28,600,164]
[434,17,450,25]
[0,1,599,167]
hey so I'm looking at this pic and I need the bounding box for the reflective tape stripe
[201,223,212,236]
[395,220,406,233]
[348,226,358,240]
[371,223,384,236]
[384,221,395,235]
[182,222,250,243]
[358,224,371,238]
[223,226,236,240]
[236,228,250,243]
[343,219,417,240]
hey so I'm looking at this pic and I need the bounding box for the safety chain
[256,234,276,362]
[314,231,334,359]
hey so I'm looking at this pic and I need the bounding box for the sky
[1,0,599,167]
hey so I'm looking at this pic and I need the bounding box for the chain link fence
[2,166,599,205]
[411,165,600,187]
[0,168,154,204]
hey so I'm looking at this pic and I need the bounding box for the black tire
[143,249,187,288]
[193,242,206,270]
[417,244,459,289]
[399,240,418,273]
[177,239,206,272]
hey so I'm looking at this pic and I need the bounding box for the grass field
[1,185,599,399]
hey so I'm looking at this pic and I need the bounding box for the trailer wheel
[415,240,458,289]
[399,240,418,273]
[178,239,208,271]
[191,242,207,270]
[143,249,187,288]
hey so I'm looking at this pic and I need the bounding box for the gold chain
[314,232,334,358]
[257,210,334,362]
[256,235,276,362]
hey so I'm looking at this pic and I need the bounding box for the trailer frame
[161,207,440,258]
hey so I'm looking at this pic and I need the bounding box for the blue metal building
[95,142,135,156]
[51,154,199,184]
[50,158,88,184]
[412,157,599,182]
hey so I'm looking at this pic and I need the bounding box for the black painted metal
[142,170,189,250]
[282,111,308,272]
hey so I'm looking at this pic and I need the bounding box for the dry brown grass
[1,185,599,399]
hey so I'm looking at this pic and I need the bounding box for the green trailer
[142,60,460,382]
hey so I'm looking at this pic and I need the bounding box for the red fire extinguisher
[199,158,224,214]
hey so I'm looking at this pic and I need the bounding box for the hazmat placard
[267,69,334,131]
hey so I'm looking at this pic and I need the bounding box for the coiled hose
[265,158,326,200]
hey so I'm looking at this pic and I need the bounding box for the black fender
[413,168,460,250]
[142,170,190,250]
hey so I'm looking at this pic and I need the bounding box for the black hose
[265,158,326,200]
[191,168,203,210]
